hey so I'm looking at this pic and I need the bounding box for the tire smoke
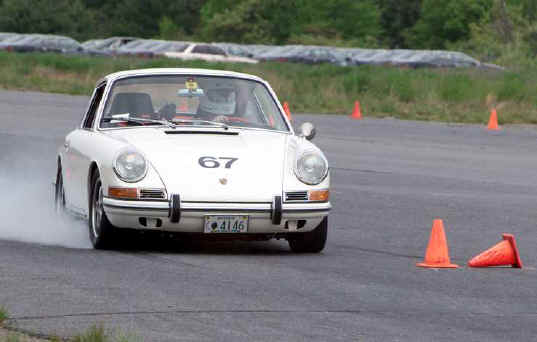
[0,132,91,249]
[0,176,91,249]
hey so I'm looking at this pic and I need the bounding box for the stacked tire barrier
[213,43,503,69]
[1,32,503,69]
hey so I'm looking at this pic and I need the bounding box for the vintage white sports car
[55,68,331,252]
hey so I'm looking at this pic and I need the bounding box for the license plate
[204,215,249,233]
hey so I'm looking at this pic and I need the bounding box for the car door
[63,82,106,212]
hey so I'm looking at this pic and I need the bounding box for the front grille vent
[140,189,167,200]
[285,191,308,202]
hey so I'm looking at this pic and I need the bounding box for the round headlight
[114,150,147,183]
[295,151,328,185]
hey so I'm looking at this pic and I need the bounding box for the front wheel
[288,217,328,253]
[89,171,115,249]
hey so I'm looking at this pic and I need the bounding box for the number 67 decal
[199,156,238,169]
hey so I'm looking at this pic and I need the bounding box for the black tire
[54,165,66,215]
[288,217,328,253]
[89,171,115,249]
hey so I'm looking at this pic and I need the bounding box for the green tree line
[0,0,536,65]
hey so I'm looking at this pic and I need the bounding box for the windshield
[100,75,289,131]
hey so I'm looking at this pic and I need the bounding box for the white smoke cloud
[0,174,91,249]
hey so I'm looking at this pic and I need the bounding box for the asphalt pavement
[1,90,537,341]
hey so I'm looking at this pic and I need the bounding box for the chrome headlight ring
[113,148,148,183]
[294,149,328,185]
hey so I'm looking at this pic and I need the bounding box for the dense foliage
[0,0,536,66]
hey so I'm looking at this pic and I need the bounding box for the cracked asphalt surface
[1,90,537,341]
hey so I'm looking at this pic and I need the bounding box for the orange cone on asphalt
[487,108,500,130]
[350,101,362,120]
[283,101,292,121]
[468,234,522,268]
[417,219,459,268]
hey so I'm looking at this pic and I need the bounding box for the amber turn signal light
[308,189,329,202]
[108,187,138,199]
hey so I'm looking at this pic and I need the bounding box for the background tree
[200,0,241,23]
[378,0,421,48]
[276,0,381,47]
[408,0,492,49]
[0,0,93,40]
[202,0,300,44]
[312,0,381,41]
[85,0,204,39]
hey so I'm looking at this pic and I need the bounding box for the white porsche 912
[55,68,331,252]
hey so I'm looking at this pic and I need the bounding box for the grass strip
[1,308,132,342]
[0,323,136,342]
[1,51,536,124]
[0,307,7,325]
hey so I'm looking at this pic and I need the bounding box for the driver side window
[244,97,262,121]
[82,84,105,129]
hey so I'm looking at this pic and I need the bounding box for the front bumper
[102,197,331,233]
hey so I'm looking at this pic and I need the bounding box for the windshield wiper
[103,114,229,130]
[170,118,229,130]
[103,114,175,128]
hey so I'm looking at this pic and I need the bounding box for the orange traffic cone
[487,108,500,131]
[417,219,459,268]
[468,234,522,268]
[350,101,362,120]
[283,101,292,121]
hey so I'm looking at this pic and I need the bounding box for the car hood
[106,128,289,202]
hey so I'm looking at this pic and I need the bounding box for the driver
[197,84,237,122]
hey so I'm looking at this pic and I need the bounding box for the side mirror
[299,122,316,140]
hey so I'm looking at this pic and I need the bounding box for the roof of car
[102,68,264,84]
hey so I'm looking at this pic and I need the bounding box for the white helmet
[199,83,236,115]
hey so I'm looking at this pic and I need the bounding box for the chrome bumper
[102,197,331,233]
